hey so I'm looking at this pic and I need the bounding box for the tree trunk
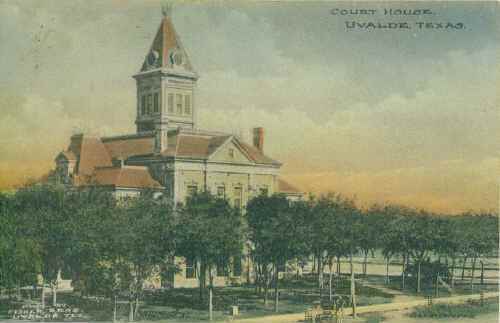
[385,257,390,285]
[134,293,140,320]
[246,256,251,285]
[274,262,279,313]
[52,281,57,306]
[401,254,406,290]
[461,256,468,280]
[128,295,134,322]
[350,254,357,319]
[363,251,368,277]
[317,253,323,290]
[263,266,269,306]
[113,295,117,323]
[209,268,214,321]
[417,261,421,294]
[470,257,476,291]
[199,261,205,301]
[41,278,45,309]
[450,257,456,289]
[328,258,334,302]
[480,261,484,285]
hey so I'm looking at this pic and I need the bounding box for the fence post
[435,274,439,297]
[480,261,484,285]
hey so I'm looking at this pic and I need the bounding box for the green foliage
[406,260,450,286]
[176,191,245,297]
[410,298,499,318]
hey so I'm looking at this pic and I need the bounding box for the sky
[0,1,498,214]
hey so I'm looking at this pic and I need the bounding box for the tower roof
[140,15,195,73]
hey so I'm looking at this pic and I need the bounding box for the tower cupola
[133,9,198,153]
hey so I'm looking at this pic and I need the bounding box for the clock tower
[133,10,198,153]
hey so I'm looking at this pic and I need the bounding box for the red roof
[58,130,281,189]
[76,166,162,189]
[140,15,194,73]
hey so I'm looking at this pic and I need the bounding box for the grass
[52,275,394,322]
[363,313,385,323]
[409,297,499,318]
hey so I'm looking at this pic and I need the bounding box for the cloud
[0,3,497,213]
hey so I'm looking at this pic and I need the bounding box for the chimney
[252,127,264,152]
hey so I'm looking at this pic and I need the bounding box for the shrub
[410,298,498,318]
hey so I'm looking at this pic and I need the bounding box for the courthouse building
[53,12,301,288]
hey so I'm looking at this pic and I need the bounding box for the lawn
[53,275,394,322]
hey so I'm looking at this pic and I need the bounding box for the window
[187,185,198,197]
[185,257,196,279]
[168,93,174,113]
[153,92,159,113]
[217,186,225,199]
[141,95,146,115]
[233,257,242,277]
[228,148,234,159]
[259,187,269,196]
[216,258,228,277]
[184,95,191,115]
[147,94,152,114]
[176,94,183,114]
[233,187,242,209]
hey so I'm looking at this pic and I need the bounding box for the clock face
[147,50,159,66]
[170,49,183,66]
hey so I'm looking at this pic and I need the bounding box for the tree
[247,194,309,312]
[176,192,244,321]
[0,193,42,299]
[100,191,177,321]
[14,184,73,306]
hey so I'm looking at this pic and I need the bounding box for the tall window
[185,257,196,279]
[233,187,242,209]
[184,95,191,115]
[187,185,198,197]
[153,92,159,113]
[146,94,152,114]
[217,186,225,199]
[141,95,146,115]
[176,94,183,114]
[168,93,174,113]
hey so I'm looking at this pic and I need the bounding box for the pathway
[231,292,499,323]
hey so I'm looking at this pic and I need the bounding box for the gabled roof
[140,15,194,73]
[102,133,155,160]
[75,166,162,190]
[66,134,113,176]
[156,130,281,166]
